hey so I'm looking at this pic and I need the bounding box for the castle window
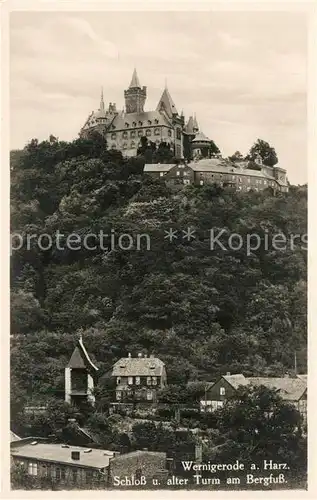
[176,128,181,140]
[130,131,135,138]
[154,128,160,136]
[132,122,137,127]
[138,121,143,126]
[111,133,116,140]
[239,177,242,182]
[146,129,151,137]
[232,175,235,180]
[122,142,128,149]
[155,119,159,124]
[138,130,143,137]
[131,141,135,148]
[125,122,129,128]
[168,129,172,137]
[135,376,140,385]
[148,120,152,125]
[123,131,128,139]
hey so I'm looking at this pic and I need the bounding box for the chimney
[71,451,80,461]
[138,353,142,358]
[128,353,131,358]
[226,372,230,376]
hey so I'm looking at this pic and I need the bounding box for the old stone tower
[124,68,147,114]
[65,334,98,407]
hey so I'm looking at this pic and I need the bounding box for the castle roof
[156,87,178,118]
[192,131,211,143]
[111,110,172,130]
[129,68,141,88]
[193,114,199,131]
[112,356,165,377]
[184,116,194,134]
[67,336,98,372]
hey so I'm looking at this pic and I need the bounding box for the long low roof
[11,442,115,469]
[144,160,286,183]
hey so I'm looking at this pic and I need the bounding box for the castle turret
[124,68,147,113]
[65,334,98,407]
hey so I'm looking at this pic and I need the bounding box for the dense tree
[248,139,278,166]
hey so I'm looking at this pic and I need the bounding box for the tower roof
[94,87,106,119]
[193,114,199,131]
[129,68,141,88]
[67,335,98,371]
[192,131,211,143]
[156,87,178,118]
[185,116,194,134]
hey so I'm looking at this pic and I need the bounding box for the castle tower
[65,334,98,407]
[124,68,147,113]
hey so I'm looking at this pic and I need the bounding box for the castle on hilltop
[80,69,289,193]
[80,68,213,160]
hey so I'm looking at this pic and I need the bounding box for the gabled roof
[10,431,21,442]
[156,87,178,118]
[129,68,141,88]
[112,357,165,377]
[247,377,306,401]
[222,374,249,389]
[67,337,98,372]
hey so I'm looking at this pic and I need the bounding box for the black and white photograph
[8,2,309,493]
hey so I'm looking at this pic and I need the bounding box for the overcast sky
[10,10,307,184]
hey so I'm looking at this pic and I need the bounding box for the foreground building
[200,373,307,423]
[11,438,169,488]
[144,157,289,192]
[112,353,167,405]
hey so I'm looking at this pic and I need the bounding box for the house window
[160,172,164,177]
[200,180,204,186]
[135,376,140,385]
[55,468,61,480]
[146,129,151,136]
[176,171,180,176]
[154,128,160,136]
[86,470,93,482]
[111,133,116,140]
[147,390,153,400]
[239,177,242,182]
[220,387,225,396]
[61,468,66,481]
[116,377,121,385]
[264,180,267,185]
[72,469,78,483]
[28,462,38,476]
[42,464,47,477]
[183,179,190,185]
[128,376,133,385]
[184,171,188,176]
[152,376,157,385]
[147,376,152,385]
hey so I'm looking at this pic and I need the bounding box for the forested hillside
[10,135,307,405]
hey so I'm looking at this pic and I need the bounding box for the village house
[200,373,307,423]
[112,353,167,405]
[144,157,288,193]
[11,438,169,488]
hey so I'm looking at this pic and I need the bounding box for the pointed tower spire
[100,87,105,112]
[193,113,199,132]
[129,68,141,88]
